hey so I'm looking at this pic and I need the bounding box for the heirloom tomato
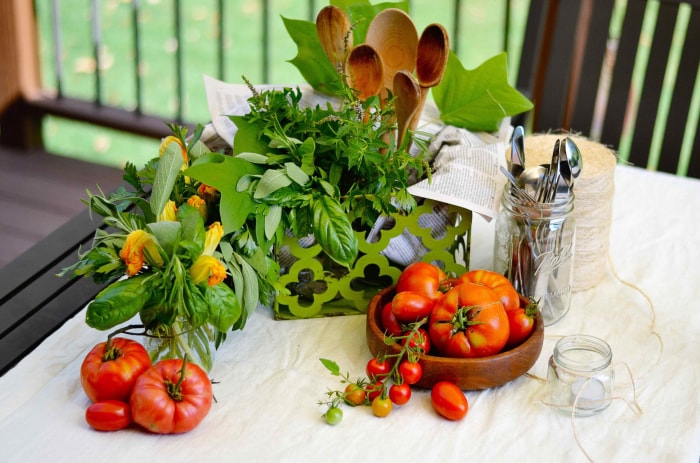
[505,300,538,349]
[398,361,423,385]
[85,400,132,432]
[396,262,447,300]
[130,358,213,434]
[456,269,520,312]
[389,383,412,405]
[431,381,469,421]
[381,302,404,337]
[391,291,435,324]
[80,337,152,402]
[428,282,510,358]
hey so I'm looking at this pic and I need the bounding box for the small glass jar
[493,188,575,326]
[546,335,614,416]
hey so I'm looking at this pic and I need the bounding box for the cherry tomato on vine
[401,327,431,354]
[398,361,423,385]
[80,337,152,403]
[85,400,132,431]
[343,383,366,406]
[456,269,520,312]
[389,383,412,406]
[367,381,385,402]
[431,381,469,421]
[366,358,391,381]
[381,302,404,337]
[130,358,212,434]
[371,396,393,417]
[505,301,538,349]
[396,262,448,300]
[391,291,435,324]
[324,406,343,425]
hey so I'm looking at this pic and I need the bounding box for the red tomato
[505,300,538,349]
[130,358,213,434]
[366,358,391,381]
[367,381,385,401]
[431,381,469,421]
[85,400,132,431]
[396,262,447,300]
[391,291,435,324]
[456,269,520,312]
[343,384,366,406]
[380,302,404,337]
[389,383,412,405]
[80,337,152,402]
[398,361,423,385]
[401,327,431,354]
[428,282,510,358]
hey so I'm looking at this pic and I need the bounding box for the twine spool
[517,134,617,291]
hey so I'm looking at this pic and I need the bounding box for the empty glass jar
[493,188,576,325]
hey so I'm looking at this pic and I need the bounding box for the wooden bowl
[366,285,544,390]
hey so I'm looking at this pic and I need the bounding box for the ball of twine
[519,133,617,291]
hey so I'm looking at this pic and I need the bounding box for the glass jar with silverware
[494,127,582,326]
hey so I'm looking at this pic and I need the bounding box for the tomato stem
[166,354,188,402]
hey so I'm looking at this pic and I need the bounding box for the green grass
[34,0,530,170]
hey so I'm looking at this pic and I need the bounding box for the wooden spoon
[365,8,418,96]
[393,70,421,148]
[346,44,385,103]
[316,5,353,71]
[409,23,450,130]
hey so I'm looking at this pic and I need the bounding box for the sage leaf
[86,276,151,330]
[236,152,270,164]
[147,221,181,258]
[150,143,184,217]
[254,169,293,199]
[285,162,310,186]
[312,195,358,268]
[265,204,282,240]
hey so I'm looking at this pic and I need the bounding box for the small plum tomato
[85,400,131,432]
[431,381,469,421]
[398,361,423,385]
[389,383,412,406]
[396,262,448,300]
[391,291,435,324]
[380,302,404,337]
[371,396,393,418]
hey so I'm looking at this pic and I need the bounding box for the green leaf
[184,156,262,234]
[147,221,181,258]
[231,253,260,331]
[150,143,184,217]
[86,276,151,330]
[312,195,358,268]
[265,204,282,240]
[231,116,268,156]
[237,152,270,164]
[254,169,293,199]
[205,283,242,332]
[319,357,341,376]
[285,162,310,186]
[433,51,533,132]
[176,204,206,252]
[185,280,209,328]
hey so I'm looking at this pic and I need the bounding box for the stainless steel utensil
[510,125,525,178]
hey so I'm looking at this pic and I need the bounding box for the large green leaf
[312,195,358,268]
[433,52,533,132]
[86,275,151,330]
[184,156,262,234]
[230,116,268,156]
[150,143,184,217]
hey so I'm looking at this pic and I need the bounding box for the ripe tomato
[398,361,423,385]
[367,381,385,402]
[428,282,510,358]
[371,396,393,417]
[366,357,391,381]
[343,383,366,406]
[456,269,520,312]
[388,383,412,405]
[80,337,152,402]
[396,262,448,300]
[85,400,131,432]
[130,358,213,434]
[505,300,538,349]
[391,291,435,324]
[431,381,468,421]
[401,327,431,354]
[380,302,404,337]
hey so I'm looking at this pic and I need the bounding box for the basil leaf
[186,280,209,328]
[205,283,242,332]
[312,195,358,268]
[86,276,151,330]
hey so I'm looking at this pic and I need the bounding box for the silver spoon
[564,137,583,188]
[519,165,547,200]
[510,125,525,178]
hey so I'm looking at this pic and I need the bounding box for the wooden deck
[0,147,124,268]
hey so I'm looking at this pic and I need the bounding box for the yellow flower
[203,222,224,256]
[190,255,227,286]
[197,183,219,202]
[159,135,188,165]
[187,195,207,221]
[119,230,164,276]
[158,200,178,222]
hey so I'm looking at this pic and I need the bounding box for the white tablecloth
[1,165,699,463]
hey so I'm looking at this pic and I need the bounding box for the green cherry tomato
[324,406,343,425]
[371,396,393,418]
